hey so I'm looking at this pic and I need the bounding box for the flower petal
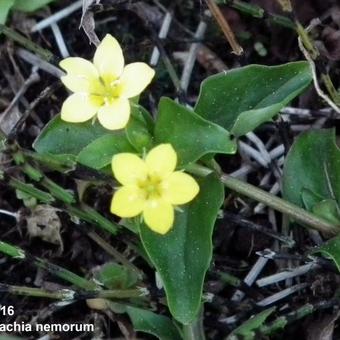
[59,57,103,94]
[94,34,124,85]
[143,199,174,234]
[59,57,99,79]
[112,153,148,186]
[162,171,199,205]
[111,186,145,218]
[61,93,102,123]
[97,98,131,130]
[61,75,104,94]
[118,62,155,98]
[145,144,177,178]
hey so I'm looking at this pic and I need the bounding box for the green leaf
[227,307,276,340]
[13,0,55,12]
[154,98,236,166]
[282,129,340,225]
[0,0,15,24]
[34,114,108,156]
[139,174,224,324]
[301,188,323,211]
[315,235,340,272]
[195,62,312,136]
[312,199,340,226]
[94,262,138,289]
[77,133,135,170]
[125,105,154,152]
[126,306,182,340]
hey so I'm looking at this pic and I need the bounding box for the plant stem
[259,303,314,336]
[34,257,98,291]
[216,0,296,29]
[185,164,339,235]
[0,240,98,291]
[0,24,56,62]
[220,174,338,234]
[10,149,119,235]
[0,284,148,300]
[97,289,147,299]
[87,231,143,279]
[9,177,55,203]
[0,241,25,259]
[0,284,73,300]
[217,0,264,18]
[183,309,206,340]
[296,21,319,59]
[66,204,119,236]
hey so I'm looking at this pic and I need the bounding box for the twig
[246,132,272,165]
[256,283,308,307]
[0,209,18,220]
[231,256,268,302]
[16,49,64,78]
[7,81,62,140]
[180,20,207,92]
[229,164,253,179]
[256,263,319,287]
[254,182,280,213]
[0,67,40,133]
[150,11,172,66]
[256,249,337,271]
[51,23,69,58]
[152,35,184,97]
[238,141,268,168]
[31,0,83,32]
[204,0,243,55]
[223,212,295,246]
[298,38,340,114]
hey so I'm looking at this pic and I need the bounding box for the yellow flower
[59,34,155,130]
[110,144,200,234]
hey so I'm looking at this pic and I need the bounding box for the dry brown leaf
[80,0,100,46]
[26,205,63,251]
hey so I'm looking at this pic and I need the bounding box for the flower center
[99,78,122,104]
[138,175,163,200]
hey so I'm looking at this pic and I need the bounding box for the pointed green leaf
[301,188,323,211]
[315,235,340,272]
[282,129,340,226]
[227,307,276,340]
[34,114,107,155]
[0,0,15,24]
[77,133,135,170]
[312,199,340,226]
[139,174,224,324]
[155,98,236,166]
[195,62,312,136]
[126,306,182,340]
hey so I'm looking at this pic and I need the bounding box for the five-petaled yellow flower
[59,34,155,130]
[111,144,200,234]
